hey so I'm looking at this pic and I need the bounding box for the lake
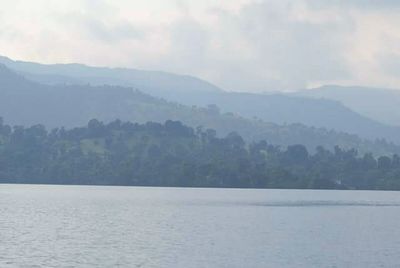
[1,185,400,267]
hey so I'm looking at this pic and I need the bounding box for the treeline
[0,117,400,190]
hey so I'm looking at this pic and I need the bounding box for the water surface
[1,185,400,267]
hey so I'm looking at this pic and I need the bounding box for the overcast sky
[1,0,400,92]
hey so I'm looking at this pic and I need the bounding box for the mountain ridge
[293,85,400,127]
[0,56,223,94]
[0,64,399,156]
[2,56,400,146]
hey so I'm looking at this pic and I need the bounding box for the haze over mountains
[1,56,400,145]
[1,62,399,156]
[293,85,400,127]
[0,56,222,98]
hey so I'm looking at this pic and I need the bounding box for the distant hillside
[0,56,223,97]
[0,64,398,156]
[293,85,400,127]
[2,56,400,144]
[171,91,400,145]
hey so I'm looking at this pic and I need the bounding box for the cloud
[226,1,352,89]
[307,0,400,10]
[1,0,400,91]
[153,0,352,91]
[58,13,144,43]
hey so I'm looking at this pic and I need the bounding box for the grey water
[1,185,400,268]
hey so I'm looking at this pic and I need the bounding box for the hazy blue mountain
[293,85,400,127]
[172,91,400,144]
[2,56,400,145]
[0,56,223,97]
[0,64,398,156]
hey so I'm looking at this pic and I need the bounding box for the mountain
[170,91,400,144]
[2,56,400,144]
[0,64,398,156]
[0,56,223,98]
[293,85,400,127]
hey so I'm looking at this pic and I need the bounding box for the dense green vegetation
[1,117,400,190]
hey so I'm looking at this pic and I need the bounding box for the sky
[1,0,400,92]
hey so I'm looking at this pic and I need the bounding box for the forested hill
[2,56,400,144]
[0,118,400,190]
[0,64,399,156]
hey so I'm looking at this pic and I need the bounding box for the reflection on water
[1,184,400,268]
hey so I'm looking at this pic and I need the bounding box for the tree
[285,144,309,164]
[378,156,392,170]
[87,119,105,137]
